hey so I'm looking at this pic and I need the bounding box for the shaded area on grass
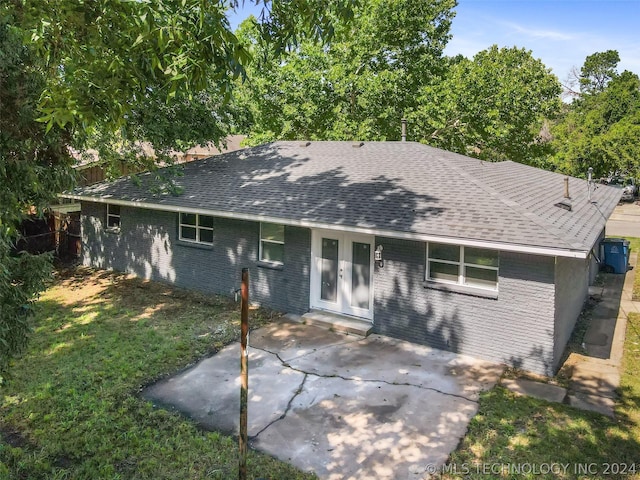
[436,306,640,480]
[440,386,640,479]
[0,267,315,479]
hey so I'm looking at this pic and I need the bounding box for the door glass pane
[351,242,370,309]
[464,266,498,288]
[429,261,459,282]
[320,238,339,302]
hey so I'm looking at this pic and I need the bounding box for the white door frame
[309,229,374,321]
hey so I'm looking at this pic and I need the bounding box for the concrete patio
[143,321,504,479]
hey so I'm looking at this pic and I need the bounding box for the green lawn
[439,377,640,479]
[627,237,640,301]
[0,268,315,479]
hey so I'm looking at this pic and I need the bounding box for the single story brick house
[62,141,621,375]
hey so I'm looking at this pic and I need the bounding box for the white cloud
[501,21,575,41]
[445,9,640,79]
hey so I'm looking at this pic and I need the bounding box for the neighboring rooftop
[63,141,622,257]
[70,135,247,169]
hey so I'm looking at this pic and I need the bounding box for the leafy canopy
[580,49,620,95]
[237,9,561,166]
[410,46,561,164]
[0,0,357,380]
[24,0,356,132]
[235,0,456,143]
[550,51,640,178]
[0,12,76,381]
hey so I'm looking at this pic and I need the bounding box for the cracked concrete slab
[143,344,307,436]
[142,319,503,479]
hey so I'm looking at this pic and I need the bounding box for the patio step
[299,310,373,337]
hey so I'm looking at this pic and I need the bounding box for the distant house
[47,136,246,257]
[72,135,246,186]
[178,135,246,163]
[62,141,621,376]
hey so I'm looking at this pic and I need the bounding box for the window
[179,213,214,244]
[260,223,285,264]
[107,204,121,229]
[427,243,499,290]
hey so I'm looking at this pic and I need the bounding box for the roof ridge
[443,155,585,250]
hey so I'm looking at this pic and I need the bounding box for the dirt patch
[0,426,30,449]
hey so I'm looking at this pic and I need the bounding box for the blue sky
[446,0,640,82]
[228,0,640,82]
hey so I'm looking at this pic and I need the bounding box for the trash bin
[601,238,629,274]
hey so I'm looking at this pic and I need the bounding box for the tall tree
[550,69,640,177]
[236,0,456,143]
[0,13,75,381]
[22,0,356,132]
[238,19,562,165]
[409,46,562,164]
[580,49,620,94]
[0,0,357,380]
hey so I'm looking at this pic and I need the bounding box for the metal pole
[239,268,249,480]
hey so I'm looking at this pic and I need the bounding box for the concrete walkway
[606,202,640,238]
[503,252,638,417]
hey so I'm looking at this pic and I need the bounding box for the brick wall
[82,201,580,376]
[589,228,605,285]
[372,237,558,376]
[554,256,589,366]
[81,202,310,314]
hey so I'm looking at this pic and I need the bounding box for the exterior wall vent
[554,201,572,212]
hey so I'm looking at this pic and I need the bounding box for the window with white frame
[260,222,285,264]
[179,213,214,244]
[106,204,121,229]
[427,243,499,290]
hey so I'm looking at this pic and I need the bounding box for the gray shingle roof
[66,141,622,256]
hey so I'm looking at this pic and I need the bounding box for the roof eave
[61,192,590,259]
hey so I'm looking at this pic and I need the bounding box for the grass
[435,244,640,480]
[436,315,640,480]
[627,237,640,301]
[4,258,640,479]
[0,267,315,479]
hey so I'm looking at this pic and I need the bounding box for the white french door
[310,230,374,320]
